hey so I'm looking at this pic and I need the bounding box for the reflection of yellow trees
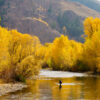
[51,78,82,100]
[27,78,82,100]
[27,80,40,95]
[27,79,53,99]
[96,77,100,99]
[0,27,41,82]
[26,77,100,100]
[82,77,100,99]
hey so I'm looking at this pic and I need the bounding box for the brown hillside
[1,0,100,43]
[60,0,100,17]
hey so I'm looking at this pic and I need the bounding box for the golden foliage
[42,35,83,71]
[39,17,100,73]
[0,27,41,82]
[84,17,100,38]
[1,17,100,80]
[83,17,100,72]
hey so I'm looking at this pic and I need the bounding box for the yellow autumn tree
[84,17,100,38]
[44,35,83,71]
[83,17,100,73]
[0,27,11,73]
[0,27,41,82]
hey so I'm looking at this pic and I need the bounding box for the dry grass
[60,1,100,18]
[32,17,49,26]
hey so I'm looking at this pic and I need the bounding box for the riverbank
[0,83,27,96]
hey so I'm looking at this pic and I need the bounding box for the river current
[0,70,100,100]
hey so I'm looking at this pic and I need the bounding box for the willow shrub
[0,27,41,82]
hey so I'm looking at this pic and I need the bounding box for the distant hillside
[0,0,5,6]
[68,0,100,12]
[0,0,100,43]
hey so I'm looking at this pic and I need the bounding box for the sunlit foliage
[42,35,83,71]
[40,17,100,73]
[82,17,100,73]
[0,27,41,82]
[0,17,100,81]
[84,17,100,38]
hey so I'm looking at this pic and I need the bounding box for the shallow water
[0,70,100,100]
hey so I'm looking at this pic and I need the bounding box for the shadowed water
[0,70,100,100]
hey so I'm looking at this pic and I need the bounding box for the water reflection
[0,74,100,100]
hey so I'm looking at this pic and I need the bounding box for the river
[0,69,100,100]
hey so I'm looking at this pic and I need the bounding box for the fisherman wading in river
[59,80,62,89]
